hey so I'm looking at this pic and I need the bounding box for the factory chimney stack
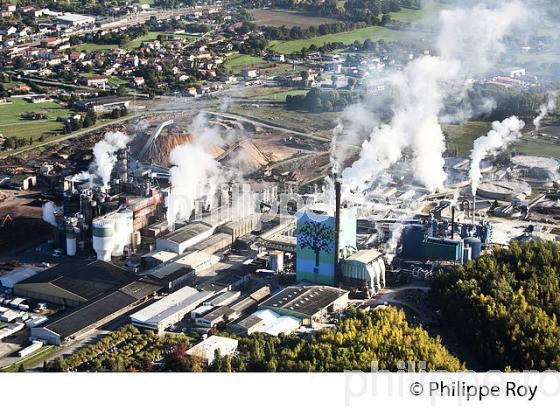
[334,173,342,285]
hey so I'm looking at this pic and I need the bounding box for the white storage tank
[66,232,77,256]
[93,218,116,261]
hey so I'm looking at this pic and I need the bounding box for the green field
[271,24,426,54]
[443,121,492,155]
[444,120,560,158]
[267,3,444,54]
[0,99,71,125]
[0,120,64,139]
[224,54,266,71]
[259,88,309,100]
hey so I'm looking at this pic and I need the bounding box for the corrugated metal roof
[130,287,214,325]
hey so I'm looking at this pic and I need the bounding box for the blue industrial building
[295,206,357,286]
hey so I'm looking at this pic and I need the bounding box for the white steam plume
[338,1,525,195]
[342,56,459,193]
[533,95,557,131]
[74,131,130,186]
[469,116,525,195]
[42,201,59,227]
[166,143,223,229]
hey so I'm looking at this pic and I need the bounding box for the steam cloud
[165,113,235,229]
[75,131,130,186]
[42,201,59,227]
[166,143,223,229]
[469,116,525,195]
[337,1,525,195]
[533,95,557,131]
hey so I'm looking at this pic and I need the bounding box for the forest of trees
[229,307,463,371]
[467,84,550,122]
[431,241,560,371]
[286,88,357,112]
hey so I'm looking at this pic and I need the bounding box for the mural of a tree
[297,221,335,268]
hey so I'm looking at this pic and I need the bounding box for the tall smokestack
[451,205,455,239]
[472,194,476,225]
[334,173,342,285]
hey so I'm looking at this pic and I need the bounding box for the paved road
[200,110,332,143]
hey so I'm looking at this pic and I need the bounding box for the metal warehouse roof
[41,280,160,339]
[260,286,348,317]
[161,222,213,245]
[16,260,136,301]
[0,266,40,288]
[130,286,214,325]
[345,249,383,264]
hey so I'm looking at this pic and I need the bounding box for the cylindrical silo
[93,218,115,261]
[66,232,77,256]
[464,237,482,259]
[401,224,425,259]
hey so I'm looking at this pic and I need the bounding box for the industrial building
[143,250,220,290]
[0,266,40,288]
[511,155,559,184]
[73,96,131,113]
[476,180,532,201]
[195,305,236,328]
[130,286,215,333]
[156,222,215,254]
[14,260,142,306]
[56,13,95,27]
[31,280,160,345]
[296,205,357,286]
[259,286,349,326]
[92,208,134,261]
[342,249,386,295]
[229,308,300,336]
[186,335,238,365]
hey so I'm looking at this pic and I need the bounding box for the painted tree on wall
[297,221,335,267]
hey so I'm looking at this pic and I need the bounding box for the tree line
[44,307,463,372]
[431,241,560,371]
[286,87,357,112]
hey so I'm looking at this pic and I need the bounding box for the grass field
[224,54,266,71]
[271,24,426,54]
[443,120,560,158]
[265,4,443,54]
[0,120,64,140]
[250,9,342,28]
[259,88,309,100]
[443,121,491,155]
[0,99,71,125]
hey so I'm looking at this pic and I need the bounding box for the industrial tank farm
[476,179,532,201]
[511,155,560,186]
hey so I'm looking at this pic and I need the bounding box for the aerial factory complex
[0,0,560,377]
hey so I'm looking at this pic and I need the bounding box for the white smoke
[166,143,223,229]
[42,201,59,227]
[469,116,525,195]
[74,131,130,186]
[533,95,557,131]
[337,1,525,196]
[342,56,459,193]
